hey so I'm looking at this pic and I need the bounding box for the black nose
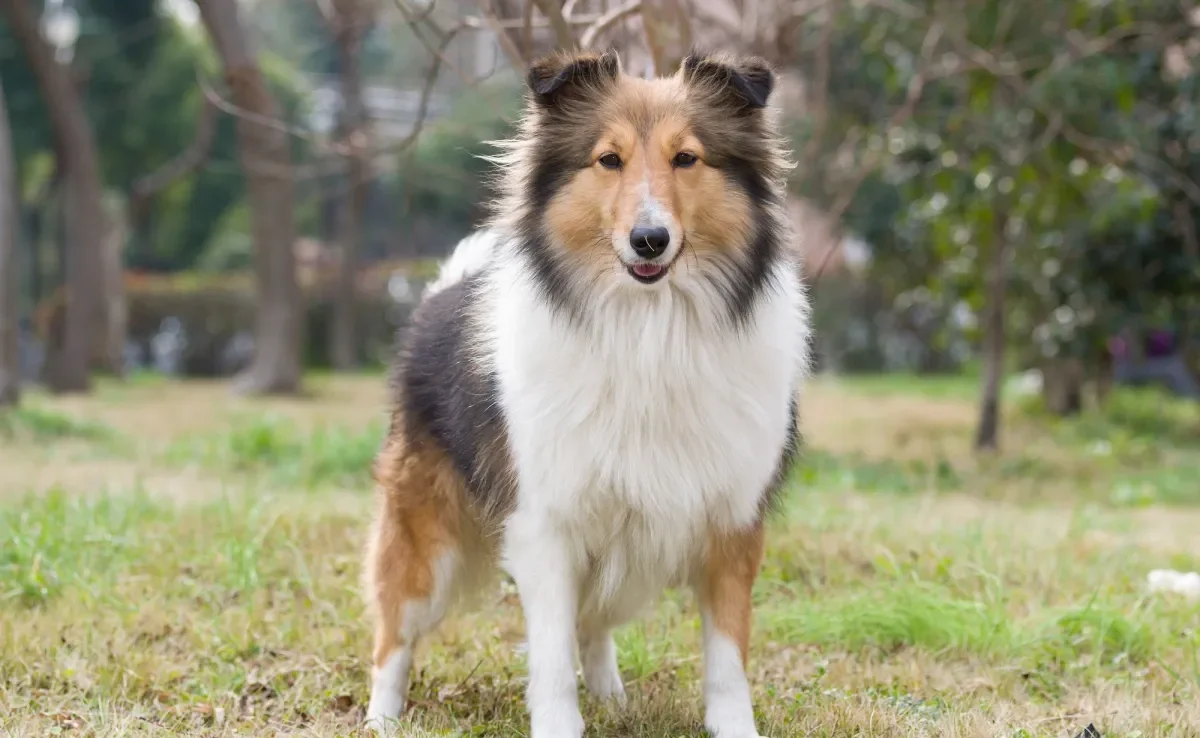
[630,226,670,258]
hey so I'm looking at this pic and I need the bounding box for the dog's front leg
[505,511,584,738]
[697,524,767,738]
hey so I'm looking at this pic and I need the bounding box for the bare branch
[197,73,336,153]
[460,10,604,28]
[812,23,944,281]
[580,0,641,50]
[667,0,692,61]
[639,1,670,75]
[129,94,219,221]
[741,0,759,48]
[395,0,516,97]
[309,0,335,27]
[799,2,833,163]
[522,0,535,59]
[473,0,530,69]
[533,0,578,50]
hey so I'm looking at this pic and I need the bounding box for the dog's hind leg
[697,523,766,738]
[578,623,625,704]
[364,436,465,733]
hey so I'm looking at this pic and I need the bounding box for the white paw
[705,728,765,738]
[364,711,404,737]
[705,703,760,738]
[530,705,585,738]
[583,665,626,705]
[366,649,412,734]
[365,697,406,732]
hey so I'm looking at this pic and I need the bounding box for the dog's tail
[423,229,500,299]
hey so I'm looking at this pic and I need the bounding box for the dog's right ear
[526,50,621,109]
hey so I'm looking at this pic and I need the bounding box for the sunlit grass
[1,376,1199,735]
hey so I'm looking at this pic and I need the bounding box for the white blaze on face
[615,179,682,265]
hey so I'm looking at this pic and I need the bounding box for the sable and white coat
[364,50,811,738]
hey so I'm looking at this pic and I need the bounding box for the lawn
[1,374,1198,737]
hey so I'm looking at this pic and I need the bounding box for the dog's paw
[583,665,626,705]
[363,713,403,737]
[704,713,762,738]
[364,693,406,735]
[531,705,585,738]
[706,730,767,738]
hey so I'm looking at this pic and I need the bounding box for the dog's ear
[526,50,621,108]
[681,51,774,111]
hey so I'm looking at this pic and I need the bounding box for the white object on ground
[1147,569,1200,600]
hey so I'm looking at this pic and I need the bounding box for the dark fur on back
[390,278,513,519]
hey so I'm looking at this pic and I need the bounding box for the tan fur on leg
[364,432,465,728]
[701,524,765,664]
[698,524,766,738]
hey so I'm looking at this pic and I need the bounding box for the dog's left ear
[680,52,774,110]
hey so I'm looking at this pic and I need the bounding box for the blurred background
[1,0,1199,445]
[2,2,1200,735]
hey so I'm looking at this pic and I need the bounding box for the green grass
[0,405,115,444]
[830,372,981,399]
[794,449,962,494]
[162,414,384,489]
[2,376,1199,736]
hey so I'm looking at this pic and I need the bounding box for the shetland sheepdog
[364,50,811,738]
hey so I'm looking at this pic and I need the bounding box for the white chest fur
[483,257,808,625]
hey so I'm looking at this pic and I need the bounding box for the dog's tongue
[632,263,663,278]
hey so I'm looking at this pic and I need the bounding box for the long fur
[366,50,812,738]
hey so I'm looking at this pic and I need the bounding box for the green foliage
[791,0,1200,382]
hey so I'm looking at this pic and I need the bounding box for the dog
[364,49,811,738]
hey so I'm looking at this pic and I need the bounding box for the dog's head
[500,50,791,321]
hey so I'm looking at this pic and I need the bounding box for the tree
[195,0,303,395]
[1,0,105,392]
[0,76,19,407]
[787,0,1200,447]
[320,0,376,371]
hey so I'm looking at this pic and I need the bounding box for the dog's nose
[630,227,670,259]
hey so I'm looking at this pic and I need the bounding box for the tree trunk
[329,7,370,371]
[102,194,128,377]
[1041,357,1084,417]
[196,0,302,395]
[975,217,1010,451]
[1,0,106,393]
[0,77,20,407]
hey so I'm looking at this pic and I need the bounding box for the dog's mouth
[628,262,668,284]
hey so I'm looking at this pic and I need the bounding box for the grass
[162,414,384,489]
[1,374,1199,736]
[0,405,115,444]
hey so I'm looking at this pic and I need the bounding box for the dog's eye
[598,153,622,170]
[672,152,698,169]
